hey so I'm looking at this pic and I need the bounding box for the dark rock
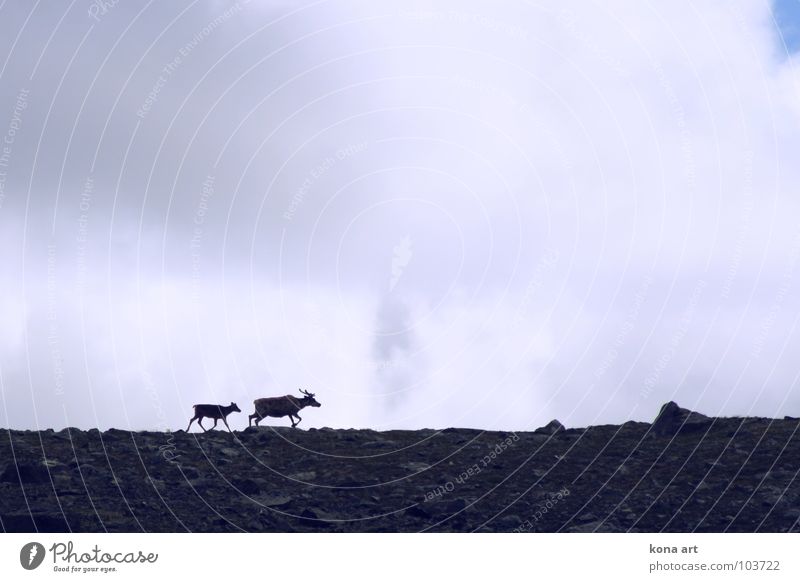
[298,508,332,528]
[431,498,467,516]
[1,513,72,532]
[566,520,625,532]
[232,478,262,495]
[535,420,565,435]
[362,440,398,448]
[55,489,84,497]
[652,401,711,436]
[258,495,293,508]
[405,505,431,519]
[181,467,200,480]
[74,464,103,478]
[338,479,372,487]
[442,427,482,435]
[621,421,649,431]
[53,428,83,441]
[1,463,51,484]
[401,462,431,472]
[288,471,316,481]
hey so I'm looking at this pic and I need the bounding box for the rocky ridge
[1,402,799,532]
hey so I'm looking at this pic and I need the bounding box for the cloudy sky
[0,0,799,431]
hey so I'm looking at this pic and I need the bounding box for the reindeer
[249,389,321,428]
[186,402,241,433]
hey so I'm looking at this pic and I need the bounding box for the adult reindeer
[248,389,321,428]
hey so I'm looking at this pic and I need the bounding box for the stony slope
[1,402,799,532]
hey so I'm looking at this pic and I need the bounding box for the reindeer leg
[223,417,232,433]
[198,418,207,432]
[211,418,218,431]
[187,417,196,432]
[294,414,302,427]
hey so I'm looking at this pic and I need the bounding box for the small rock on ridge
[652,401,711,436]
[535,420,566,435]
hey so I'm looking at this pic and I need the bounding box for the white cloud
[1,0,800,429]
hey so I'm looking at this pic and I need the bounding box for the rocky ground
[1,402,799,532]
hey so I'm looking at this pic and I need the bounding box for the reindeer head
[230,402,242,413]
[299,388,321,407]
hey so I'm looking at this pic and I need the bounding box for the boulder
[256,494,293,508]
[652,401,711,436]
[535,420,565,435]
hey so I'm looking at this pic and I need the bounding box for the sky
[0,0,799,431]
[774,0,800,52]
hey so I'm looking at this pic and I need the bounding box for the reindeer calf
[187,402,241,433]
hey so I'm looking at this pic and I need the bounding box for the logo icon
[20,542,46,570]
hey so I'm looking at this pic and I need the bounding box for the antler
[299,388,315,397]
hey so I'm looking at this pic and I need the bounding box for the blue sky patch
[773,0,800,53]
